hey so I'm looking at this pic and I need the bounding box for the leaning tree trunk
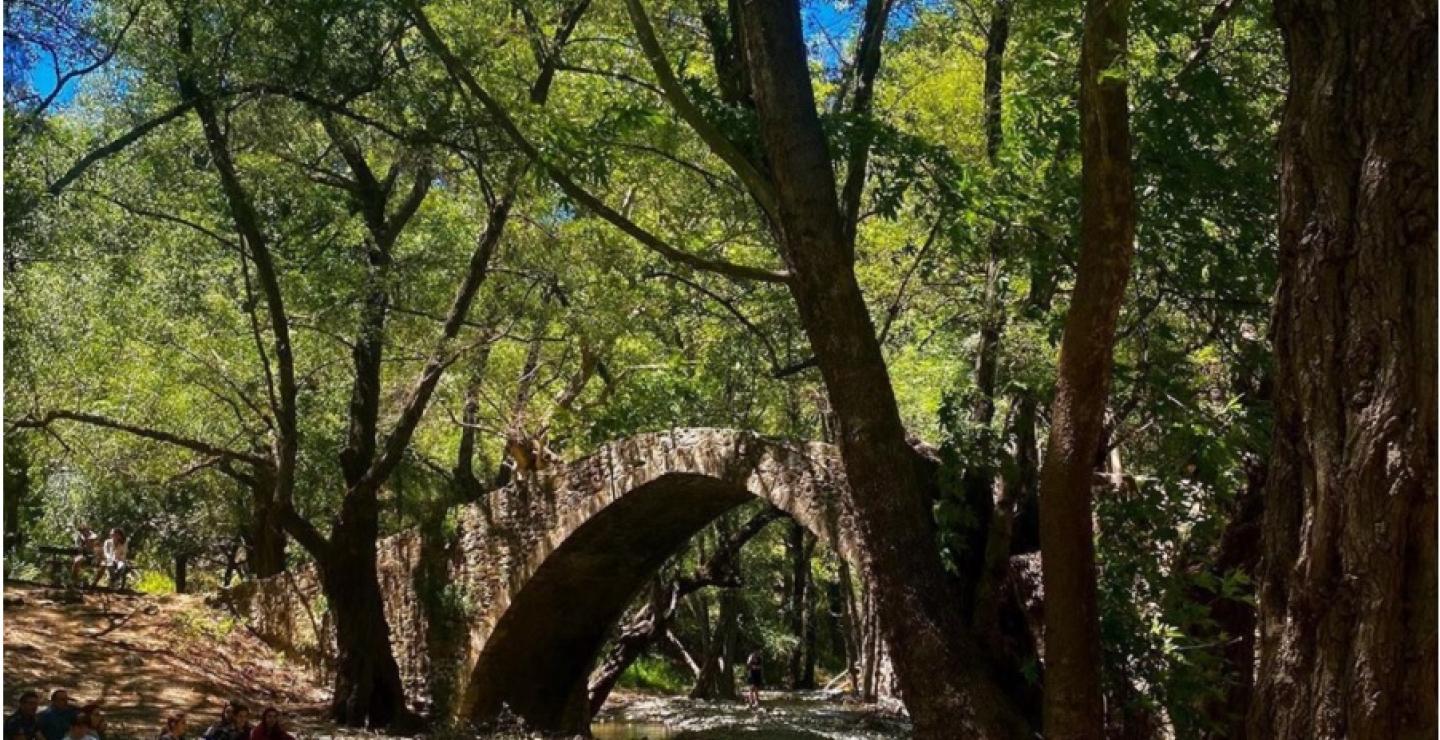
[1248,1,1437,737]
[1037,0,1135,735]
[737,3,1031,735]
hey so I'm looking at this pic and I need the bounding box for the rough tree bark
[322,485,407,727]
[736,2,1030,735]
[1036,0,1135,734]
[243,466,287,578]
[1247,1,1437,737]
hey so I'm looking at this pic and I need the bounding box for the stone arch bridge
[225,428,861,732]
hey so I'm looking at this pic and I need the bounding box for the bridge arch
[454,429,856,731]
[226,429,857,734]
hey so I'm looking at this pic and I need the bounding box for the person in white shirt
[102,530,129,589]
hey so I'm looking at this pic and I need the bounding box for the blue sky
[8,0,899,111]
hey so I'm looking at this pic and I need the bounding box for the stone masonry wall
[219,429,859,718]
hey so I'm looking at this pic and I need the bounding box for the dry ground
[3,582,907,739]
[2,582,332,738]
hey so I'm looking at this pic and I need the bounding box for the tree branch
[407,3,789,285]
[624,0,779,222]
[838,0,898,251]
[1174,0,1242,81]
[646,269,787,374]
[47,101,196,196]
[19,0,145,130]
[360,182,518,490]
[11,410,268,467]
[177,12,302,519]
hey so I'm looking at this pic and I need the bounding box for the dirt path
[3,583,908,739]
[2,582,331,738]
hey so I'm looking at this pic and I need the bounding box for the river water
[590,692,911,739]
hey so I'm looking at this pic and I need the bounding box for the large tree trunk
[690,588,741,700]
[736,3,1030,735]
[247,472,287,579]
[1037,0,1135,734]
[1248,1,1437,737]
[322,491,408,728]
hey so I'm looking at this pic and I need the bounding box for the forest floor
[2,582,909,739]
[2,581,331,737]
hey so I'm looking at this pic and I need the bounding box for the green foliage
[173,606,238,642]
[134,570,176,595]
[5,0,1284,724]
[617,655,692,695]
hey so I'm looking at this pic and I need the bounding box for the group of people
[5,692,294,740]
[68,526,130,589]
[189,700,294,740]
[3,690,106,740]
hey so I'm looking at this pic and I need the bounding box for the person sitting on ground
[225,706,251,740]
[199,705,230,740]
[77,707,103,740]
[5,690,41,740]
[60,714,95,740]
[158,713,187,740]
[102,530,129,589]
[202,702,249,740]
[36,691,77,740]
[247,709,291,740]
[70,526,101,585]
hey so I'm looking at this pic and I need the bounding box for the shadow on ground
[3,582,330,738]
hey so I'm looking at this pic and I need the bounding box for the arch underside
[463,472,806,733]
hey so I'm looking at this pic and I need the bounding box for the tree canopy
[7,0,1422,737]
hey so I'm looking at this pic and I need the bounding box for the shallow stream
[589,691,911,739]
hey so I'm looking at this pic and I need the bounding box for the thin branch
[78,188,238,250]
[878,216,944,345]
[11,410,268,467]
[624,0,779,222]
[47,101,196,196]
[360,181,519,490]
[839,0,898,251]
[20,0,145,129]
[646,269,785,374]
[1174,0,1242,81]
